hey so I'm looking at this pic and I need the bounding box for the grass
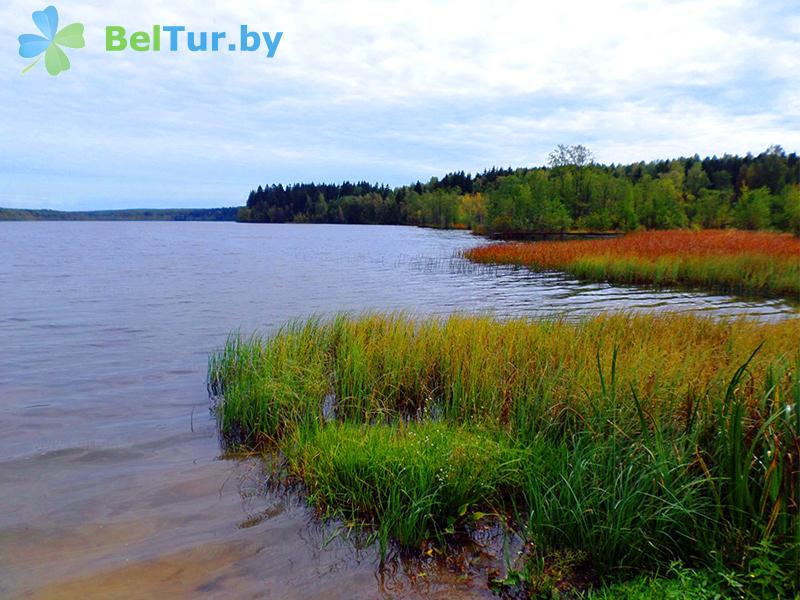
[462,229,800,299]
[289,422,522,555]
[209,313,800,597]
[583,565,727,599]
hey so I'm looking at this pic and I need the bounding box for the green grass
[288,422,522,554]
[584,566,726,599]
[209,313,800,597]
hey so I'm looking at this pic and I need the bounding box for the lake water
[1,222,796,599]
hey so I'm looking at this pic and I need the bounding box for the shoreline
[209,312,800,598]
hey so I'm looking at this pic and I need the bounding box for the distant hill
[0,207,240,221]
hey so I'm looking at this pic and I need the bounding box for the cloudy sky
[2,0,799,209]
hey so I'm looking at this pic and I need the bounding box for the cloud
[1,0,798,208]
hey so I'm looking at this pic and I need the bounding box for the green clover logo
[18,6,85,76]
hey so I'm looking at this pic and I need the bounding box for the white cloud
[1,0,798,208]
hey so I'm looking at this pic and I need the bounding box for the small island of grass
[464,229,800,300]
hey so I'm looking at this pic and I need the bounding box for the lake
[0,222,796,599]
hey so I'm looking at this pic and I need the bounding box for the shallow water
[0,222,796,599]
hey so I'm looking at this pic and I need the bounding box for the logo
[104,26,282,57]
[16,7,281,77]
[18,6,85,76]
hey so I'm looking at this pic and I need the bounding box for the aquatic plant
[209,313,800,595]
[462,229,800,299]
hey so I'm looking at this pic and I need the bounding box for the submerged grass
[209,313,800,596]
[462,229,800,299]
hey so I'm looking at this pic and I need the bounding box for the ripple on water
[0,222,796,598]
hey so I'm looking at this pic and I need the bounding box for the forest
[0,207,239,221]
[238,145,800,235]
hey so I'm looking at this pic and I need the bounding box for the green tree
[610,178,638,231]
[636,176,687,229]
[742,146,789,194]
[459,193,486,230]
[734,186,773,230]
[526,170,571,231]
[486,174,531,232]
[312,193,328,223]
[686,161,711,197]
[782,185,800,236]
[693,189,731,228]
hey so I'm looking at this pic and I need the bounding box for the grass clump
[520,431,712,572]
[209,312,800,596]
[288,422,522,553]
[583,564,726,599]
[208,319,330,446]
[463,229,800,299]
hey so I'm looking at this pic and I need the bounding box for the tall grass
[209,313,800,593]
[463,230,800,299]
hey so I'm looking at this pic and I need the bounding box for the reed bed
[462,230,800,299]
[209,313,800,595]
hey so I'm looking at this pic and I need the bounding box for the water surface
[0,222,796,599]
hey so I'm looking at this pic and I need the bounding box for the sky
[1,0,799,210]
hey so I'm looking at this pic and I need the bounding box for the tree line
[238,146,800,235]
[0,207,239,221]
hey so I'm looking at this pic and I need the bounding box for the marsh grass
[462,230,800,299]
[288,422,523,555]
[209,313,800,594]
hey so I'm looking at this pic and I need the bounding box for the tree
[459,193,486,230]
[526,170,572,231]
[743,146,789,194]
[548,144,594,168]
[782,185,800,236]
[734,186,773,230]
[652,177,687,228]
[312,193,328,223]
[235,148,800,233]
[694,189,731,228]
[634,176,686,229]
[686,161,711,197]
[486,174,531,232]
[610,178,638,231]
[547,146,595,219]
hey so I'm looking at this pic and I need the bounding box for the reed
[209,313,800,594]
[462,230,800,299]
[288,422,523,554]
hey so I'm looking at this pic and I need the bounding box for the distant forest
[239,146,800,235]
[0,207,239,221]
